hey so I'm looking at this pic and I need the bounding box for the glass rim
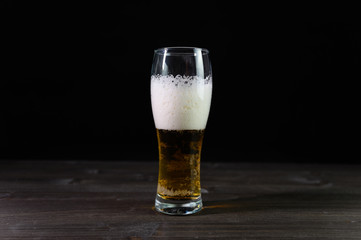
[154,47,209,56]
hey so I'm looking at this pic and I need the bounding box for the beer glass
[151,47,212,215]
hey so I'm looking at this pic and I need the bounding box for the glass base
[155,194,203,215]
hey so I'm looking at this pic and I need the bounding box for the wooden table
[1,160,361,239]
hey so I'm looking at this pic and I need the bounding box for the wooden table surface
[0,160,361,239]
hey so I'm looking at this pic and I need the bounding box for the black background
[1,2,360,163]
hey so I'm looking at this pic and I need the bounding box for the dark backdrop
[1,2,359,163]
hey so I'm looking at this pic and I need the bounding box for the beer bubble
[151,75,212,130]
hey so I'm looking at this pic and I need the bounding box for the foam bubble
[151,75,212,130]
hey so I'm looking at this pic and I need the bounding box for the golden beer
[156,129,204,200]
[151,47,212,215]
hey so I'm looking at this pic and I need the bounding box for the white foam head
[151,75,212,130]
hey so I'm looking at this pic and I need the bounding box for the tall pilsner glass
[151,47,212,215]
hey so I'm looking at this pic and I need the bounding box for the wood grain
[1,160,361,239]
